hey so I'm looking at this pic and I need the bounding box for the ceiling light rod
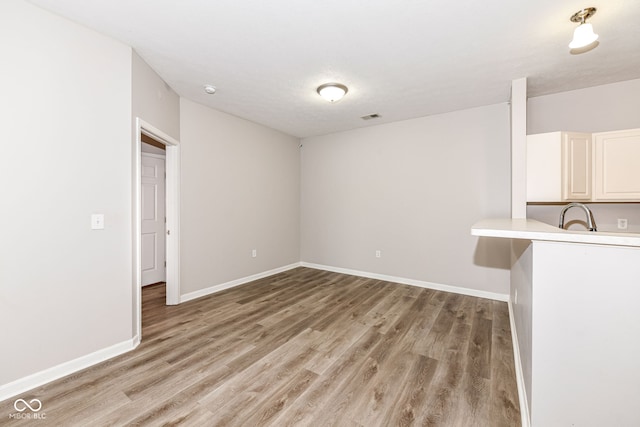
[569,7,598,49]
[317,83,348,102]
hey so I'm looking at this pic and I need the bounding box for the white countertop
[472,218,640,247]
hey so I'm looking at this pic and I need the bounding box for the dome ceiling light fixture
[204,84,217,94]
[317,83,348,102]
[569,7,598,49]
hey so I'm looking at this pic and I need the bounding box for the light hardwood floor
[1,267,520,426]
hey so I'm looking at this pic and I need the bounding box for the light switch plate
[91,214,105,230]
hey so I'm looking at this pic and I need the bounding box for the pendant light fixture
[569,7,598,49]
[317,83,348,102]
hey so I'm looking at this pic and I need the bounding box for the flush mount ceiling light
[569,7,598,49]
[317,83,348,102]
[204,84,216,94]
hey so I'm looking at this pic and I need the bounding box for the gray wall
[528,78,640,134]
[301,104,512,295]
[179,99,300,295]
[132,51,180,141]
[0,0,133,387]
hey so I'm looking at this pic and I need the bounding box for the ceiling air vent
[361,113,380,120]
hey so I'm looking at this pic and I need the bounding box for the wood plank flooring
[1,267,520,426]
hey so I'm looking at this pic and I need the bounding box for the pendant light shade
[569,7,598,49]
[570,22,598,49]
[317,83,348,102]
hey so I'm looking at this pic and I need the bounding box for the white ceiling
[29,0,640,138]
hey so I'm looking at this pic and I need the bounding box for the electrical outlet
[252,249,257,258]
[618,218,628,230]
[375,250,381,258]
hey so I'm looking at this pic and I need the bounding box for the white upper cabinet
[594,129,640,200]
[527,132,561,202]
[527,132,591,202]
[527,128,640,203]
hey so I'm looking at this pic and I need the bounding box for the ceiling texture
[29,0,640,138]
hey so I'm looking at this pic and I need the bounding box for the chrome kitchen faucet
[559,202,597,231]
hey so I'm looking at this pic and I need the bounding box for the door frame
[134,118,181,342]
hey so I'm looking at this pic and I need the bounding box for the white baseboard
[0,336,139,402]
[508,300,531,427]
[180,262,302,303]
[300,262,509,302]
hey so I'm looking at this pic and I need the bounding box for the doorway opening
[134,118,180,343]
[141,135,166,288]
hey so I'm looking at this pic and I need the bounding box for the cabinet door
[527,132,562,202]
[562,133,591,200]
[594,129,640,200]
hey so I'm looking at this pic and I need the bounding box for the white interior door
[141,153,166,286]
